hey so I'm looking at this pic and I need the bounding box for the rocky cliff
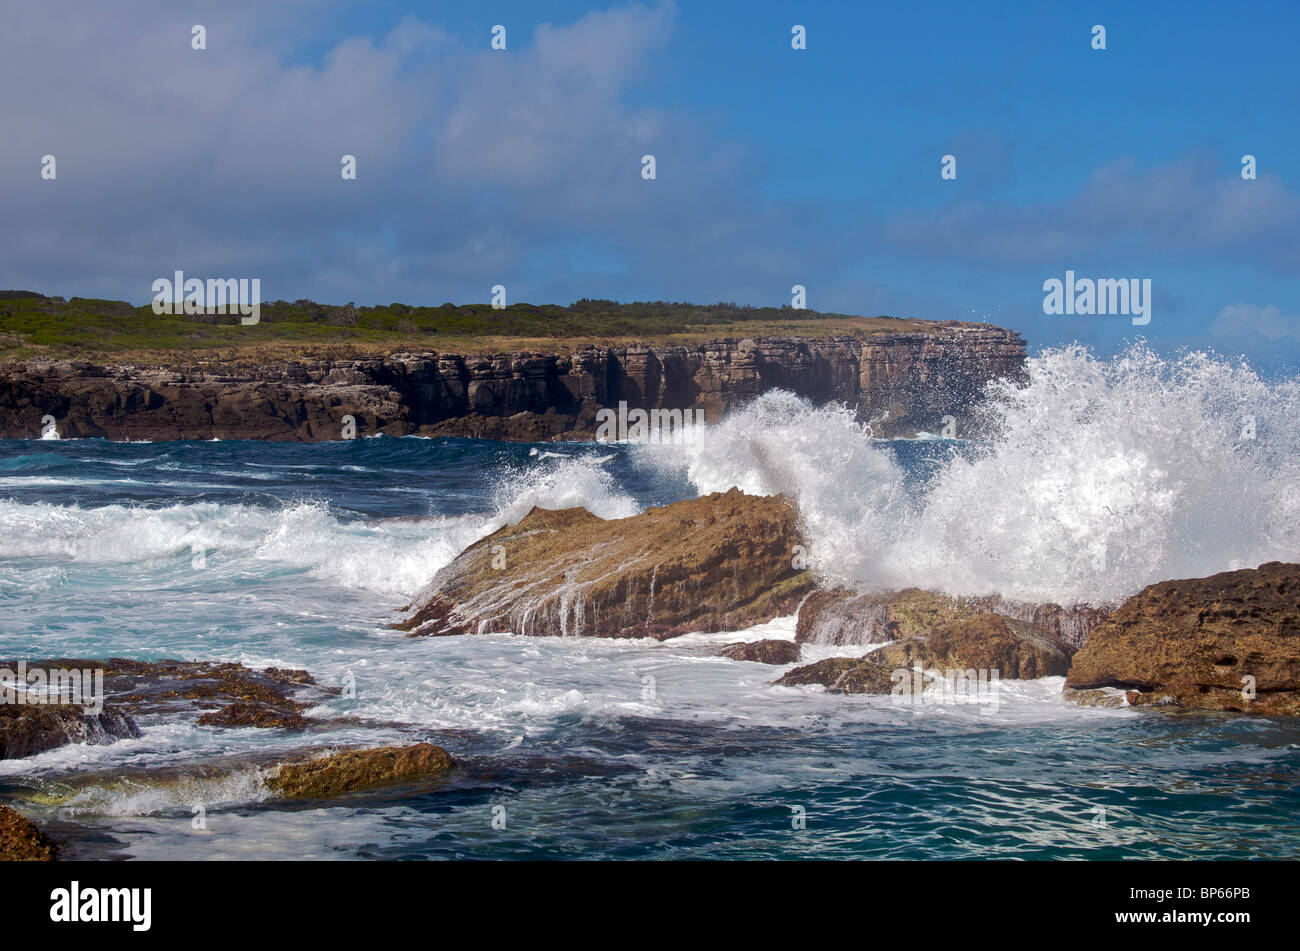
[0,324,1025,441]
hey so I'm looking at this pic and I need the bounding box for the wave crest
[646,345,1300,604]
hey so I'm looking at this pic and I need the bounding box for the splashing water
[4,377,1300,860]
[641,344,1300,604]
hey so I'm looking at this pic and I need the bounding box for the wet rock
[795,587,1105,651]
[196,701,311,730]
[263,668,316,686]
[775,655,901,694]
[880,614,1073,679]
[399,489,815,640]
[1065,561,1300,714]
[1060,687,1128,708]
[717,640,801,664]
[0,703,140,760]
[1,658,334,742]
[99,658,333,725]
[965,598,1111,652]
[0,805,58,861]
[795,588,960,646]
[265,743,456,799]
[777,613,1072,692]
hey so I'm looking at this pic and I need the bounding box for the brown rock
[775,655,902,694]
[884,615,1073,679]
[265,743,456,799]
[196,701,310,730]
[0,703,140,760]
[718,640,801,664]
[1065,561,1300,714]
[795,588,963,645]
[0,805,58,861]
[795,587,1105,651]
[0,658,334,741]
[1060,687,1128,708]
[398,489,815,640]
[777,613,1072,692]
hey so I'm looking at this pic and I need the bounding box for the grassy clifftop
[0,292,938,363]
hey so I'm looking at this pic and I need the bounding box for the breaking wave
[0,446,640,598]
[642,344,1300,604]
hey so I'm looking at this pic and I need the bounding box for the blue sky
[2,0,1298,363]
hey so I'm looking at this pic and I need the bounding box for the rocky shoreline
[0,326,1025,442]
[398,491,1299,716]
[5,490,1297,858]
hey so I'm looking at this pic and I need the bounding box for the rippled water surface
[5,351,1300,860]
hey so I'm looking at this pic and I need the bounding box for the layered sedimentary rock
[1065,562,1300,714]
[399,489,815,639]
[0,327,1025,441]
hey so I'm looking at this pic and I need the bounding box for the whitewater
[2,344,1299,859]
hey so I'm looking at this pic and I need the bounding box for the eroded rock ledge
[0,659,339,759]
[0,328,1026,441]
[1065,561,1300,714]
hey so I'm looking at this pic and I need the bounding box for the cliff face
[0,324,1025,441]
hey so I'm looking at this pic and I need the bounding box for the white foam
[640,345,1300,604]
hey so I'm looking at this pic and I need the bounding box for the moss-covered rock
[265,743,456,799]
[0,805,58,861]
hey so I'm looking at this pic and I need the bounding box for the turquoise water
[2,433,1298,860]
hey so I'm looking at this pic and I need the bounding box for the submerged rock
[1060,686,1128,708]
[0,703,140,760]
[717,640,801,665]
[0,805,58,861]
[399,488,814,640]
[265,743,456,799]
[1065,562,1300,714]
[795,587,1106,651]
[775,655,901,693]
[0,659,335,751]
[777,613,1073,692]
[196,701,311,730]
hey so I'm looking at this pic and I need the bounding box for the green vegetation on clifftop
[0,292,938,362]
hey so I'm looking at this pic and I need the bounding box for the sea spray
[639,344,1300,605]
[489,452,640,525]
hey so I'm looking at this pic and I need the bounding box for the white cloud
[1213,303,1300,342]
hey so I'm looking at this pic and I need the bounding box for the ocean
[3,345,1300,859]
